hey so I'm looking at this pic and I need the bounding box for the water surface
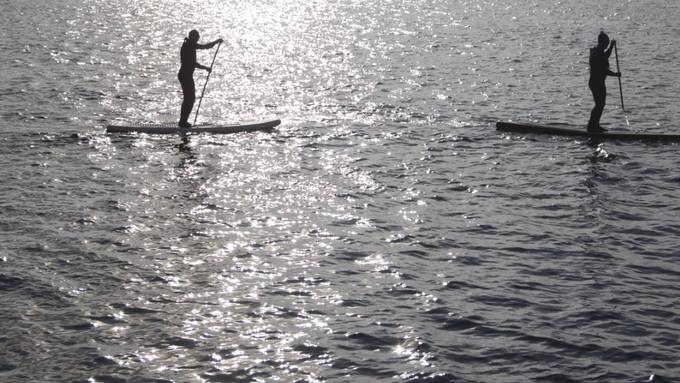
[2,0,680,382]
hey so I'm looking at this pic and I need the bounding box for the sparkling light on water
[2,0,680,382]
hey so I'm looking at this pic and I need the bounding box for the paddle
[193,41,222,125]
[613,41,624,112]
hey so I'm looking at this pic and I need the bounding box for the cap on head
[188,29,200,42]
[598,31,610,47]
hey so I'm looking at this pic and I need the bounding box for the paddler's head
[597,31,610,49]
[188,29,200,43]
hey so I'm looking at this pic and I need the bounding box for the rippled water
[2,0,680,382]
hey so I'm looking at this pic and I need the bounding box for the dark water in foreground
[2,0,680,382]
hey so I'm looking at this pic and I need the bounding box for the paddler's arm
[603,40,620,77]
[605,40,616,57]
[195,63,212,73]
[196,38,223,50]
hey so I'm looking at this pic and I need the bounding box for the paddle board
[496,121,680,142]
[106,119,281,134]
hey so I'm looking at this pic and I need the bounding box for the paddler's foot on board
[178,121,192,128]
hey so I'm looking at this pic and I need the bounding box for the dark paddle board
[496,121,680,142]
[106,119,281,134]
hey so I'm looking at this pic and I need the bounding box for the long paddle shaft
[193,41,222,125]
[614,43,625,112]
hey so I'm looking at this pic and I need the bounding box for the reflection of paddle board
[106,119,281,134]
[496,121,680,142]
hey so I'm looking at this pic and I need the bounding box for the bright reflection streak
[84,0,437,380]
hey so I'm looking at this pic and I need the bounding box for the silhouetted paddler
[587,31,621,133]
[178,30,222,128]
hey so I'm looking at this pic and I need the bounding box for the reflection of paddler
[177,30,222,128]
[587,31,621,133]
